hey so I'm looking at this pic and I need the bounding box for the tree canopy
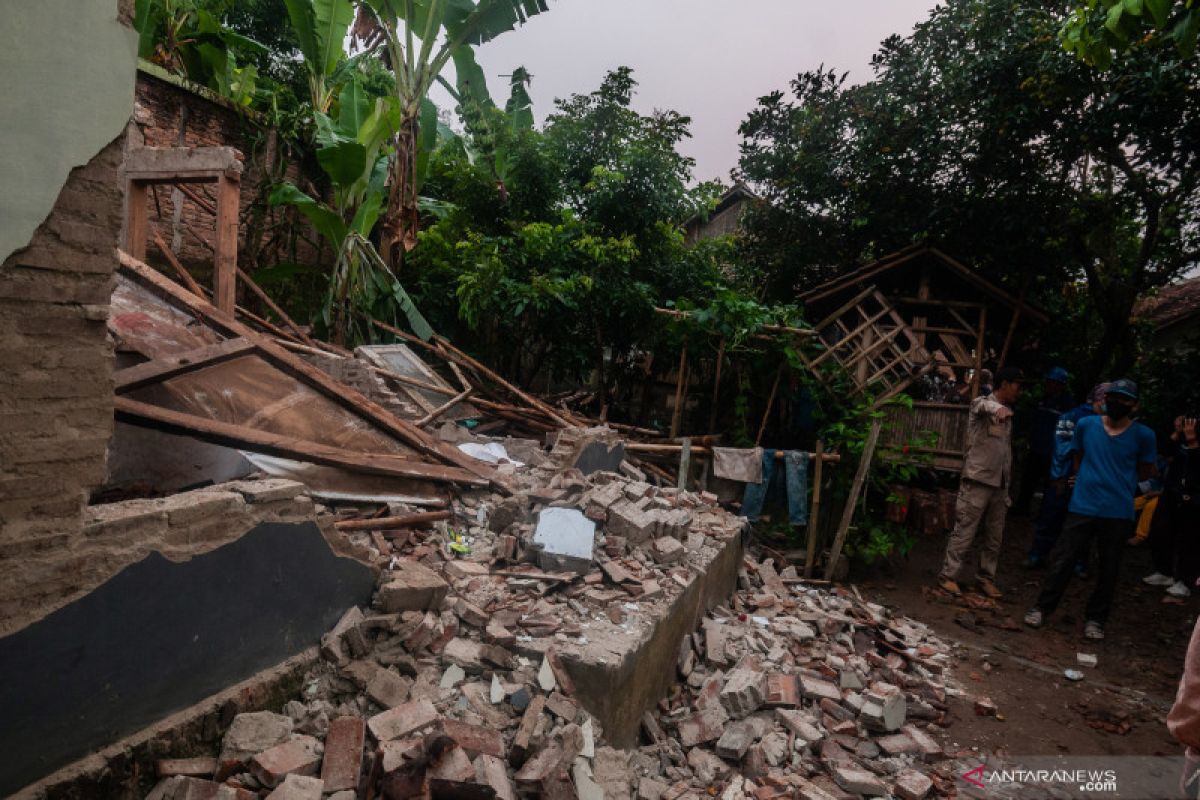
[737,0,1200,383]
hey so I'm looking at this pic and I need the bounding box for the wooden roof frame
[797,245,1050,326]
[115,250,505,492]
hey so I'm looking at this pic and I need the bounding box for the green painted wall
[0,0,137,261]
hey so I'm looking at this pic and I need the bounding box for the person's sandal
[977,578,1002,599]
[937,578,962,596]
[1084,621,1104,640]
[1023,609,1043,628]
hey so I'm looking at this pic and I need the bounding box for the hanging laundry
[712,446,763,483]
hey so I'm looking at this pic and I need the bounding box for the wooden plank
[756,364,783,446]
[114,338,255,393]
[812,285,877,332]
[334,511,452,531]
[125,181,149,261]
[416,387,473,427]
[676,437,691,492]
[114,396,486,486]
[809,306,893,368]
[212,175,240,313]
[117,250,500,488]
[804,439,825,579]
[799,246,927,305]
[825,417,883,581]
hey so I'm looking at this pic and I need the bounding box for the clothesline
[624,442,841,462]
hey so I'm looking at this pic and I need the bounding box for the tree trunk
[381,114,421,271]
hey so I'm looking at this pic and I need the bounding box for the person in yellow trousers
[937,367,1025,598]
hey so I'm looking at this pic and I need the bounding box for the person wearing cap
[937,366,1024,599]
[1025,379,1158,640]
[1025,382,1109,568]
[1014,367,1075,516]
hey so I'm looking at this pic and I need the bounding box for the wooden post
[804,439,825,578]
[996,285,1027,370]
[707,337,726,433]
[969,306,988,397]
[676,437,692,492]
[825,417,883,581]
[212,174,240,313]
[756,364,783,447]
[125,180,149,261]
[670,345,688,439]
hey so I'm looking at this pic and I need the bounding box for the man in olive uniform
[937,367,1024,598]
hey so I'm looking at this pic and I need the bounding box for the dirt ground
[852,512,1195,761]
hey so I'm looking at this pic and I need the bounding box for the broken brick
[320,717,365,793]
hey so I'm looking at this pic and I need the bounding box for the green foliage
[135,0,266,106]
[1062,0,1200,68]
[737,0,1200,385]
[283,0,355,112]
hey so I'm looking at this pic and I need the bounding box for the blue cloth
[741,450,810,525]
[1049,404,1096,481]
[1068,416,1157,521]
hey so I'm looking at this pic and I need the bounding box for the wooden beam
[125,180,149,261]
[997,283,1028,370]
[334,511,452,531]
[151,229,205,298]
[113,338,255,393]
[676,438,692,491]
[804,439,825,579]
[707,337,725,434]
[236,265,317,348]
[799,246,928,305]
[970,306,988,397]
[416,387,473,427]
[212,175,239,313]
[756,364,783,447]
[812,285,877,332]
[114,397,487,486]
[825,417,883,581]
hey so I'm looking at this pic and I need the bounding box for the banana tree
[271,79,432,345]
[353,0,549,267]
[282,0,356,113]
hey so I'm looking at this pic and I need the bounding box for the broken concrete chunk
[893,769,934,800]
[367,699,439,742]
[474,754,517,800]
[156,757,217,779]
[366,668,412,708]
[379,561,449,612]
[320,606,365,665]
[715,719,758,760]
[798,675,842,704]
[860,681,906,732]
[218,712,293,777]
[249,735,322,788]
[764,673,799,707]
[440,718,506,759]
[833,765,888,797]
[686,747,731,785]
[720,662,766,718]
[651,536,685,564]
[532,507,596,573]
[676,705,730,748]
[537,656,556,692]
[265,774,323,800]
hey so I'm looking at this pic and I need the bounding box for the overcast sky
[439,0,941,184]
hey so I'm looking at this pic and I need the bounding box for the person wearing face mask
[1024,379,1158,640]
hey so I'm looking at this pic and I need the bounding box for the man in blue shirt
[1025,379,1157,640]
[1026,382,1109,567]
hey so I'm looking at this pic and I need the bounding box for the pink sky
[453,0,941,183]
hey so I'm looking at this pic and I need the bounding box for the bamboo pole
[676,438,692,491]
[804,439,826,578]
[825,417,883,581]
[416,387,473,427]
[151,229,205,298]
[669,345,688,439]
[707,337,726,433]
[236,265,317,347]
[756,364,783,446]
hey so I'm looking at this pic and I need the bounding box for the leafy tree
[350,0,550,268]
[1062,0,1200,68]
[737,0,1200,384]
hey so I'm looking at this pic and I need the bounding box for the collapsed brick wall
[0,135,126,632]
[133,67,324,281]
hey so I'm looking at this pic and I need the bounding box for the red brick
[440,718,505,759]
[367,699,439,742]
[765,673,800,707]
[320,717,365,792]
[249,735,321,788]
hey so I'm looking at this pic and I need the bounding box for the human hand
[1185,417,1198,447]
[995,406,1014,422]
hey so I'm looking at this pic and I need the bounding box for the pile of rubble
[144,428,961,799]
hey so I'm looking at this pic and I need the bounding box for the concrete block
[833,765,888,797]
[379,561,448,612]
[721,663,766,718]
[532,507,595,573]
[606,500,657,545]
[265,774,323,800]
[250,735,321,788]
[860,682,906,732]
[893,769,933,800]
[799,675,842,704]
[367,699,439,741]
[320,717,365,793]
[218,711,293,776]
[715,719,758,760]
[366,668,412,708]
